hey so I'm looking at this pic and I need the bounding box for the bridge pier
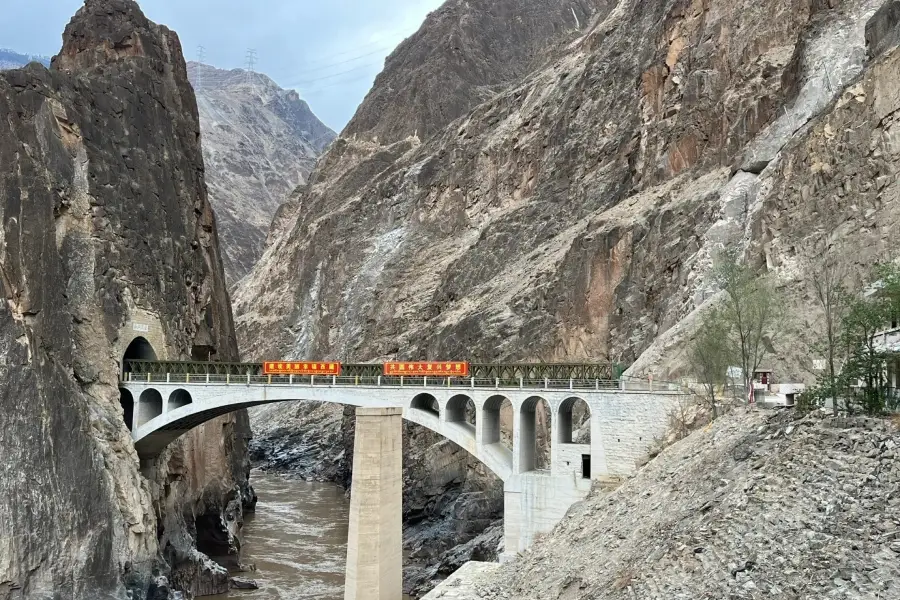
[344,407,403,600]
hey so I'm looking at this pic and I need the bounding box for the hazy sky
[1,0,445,130]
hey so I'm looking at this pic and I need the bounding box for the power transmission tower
[245,48,257,86]
[196,45,205,94]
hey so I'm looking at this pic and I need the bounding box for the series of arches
[119,387,194,431]
[407,391,591,475]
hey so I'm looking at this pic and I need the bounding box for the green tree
[689,306,732,418]
[715,250,784,405]
[837,263,900,414]
[810,251,851,414]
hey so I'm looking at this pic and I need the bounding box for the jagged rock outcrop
[0,1,251,597]
[237,0,900,595]
[186,63,335,285]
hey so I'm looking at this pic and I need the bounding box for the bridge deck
[124,360,622,382]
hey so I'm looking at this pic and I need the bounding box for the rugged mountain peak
[186,61,335,284]
[53,0,174,73]
[343,0,613,145]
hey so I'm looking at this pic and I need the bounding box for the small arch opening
[558,397,591,444]
[136,388,163,428]
[123,336,157,372]
[446,394,476,426]
[168,389,193,412]
[520,396,551,472]
[483,395,513,450]
[119,388,134,431]
[410,393,440,417]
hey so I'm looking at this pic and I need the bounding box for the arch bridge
[119,359,685,598]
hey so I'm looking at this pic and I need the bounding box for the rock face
[427,409,900,599]
[237,0,895,369]
[0,1,251,598]
[343,0,613,145]
[236,0,900,595]
[186,63,335,285]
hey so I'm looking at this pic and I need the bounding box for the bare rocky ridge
[186,62,335,285]
[0,1,251,597]
[238,0,900,398]
[426,409,900,599]
[343,0,613,146]
[237,0,900,595]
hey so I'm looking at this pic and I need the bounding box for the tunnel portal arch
[123,336,158,371]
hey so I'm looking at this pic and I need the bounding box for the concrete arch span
[127,384,513,482]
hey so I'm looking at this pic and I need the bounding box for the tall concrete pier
[344,407,403,600]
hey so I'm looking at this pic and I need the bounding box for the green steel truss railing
[123,360,615,381]
[121,361,684,392]
[125,360,614,381]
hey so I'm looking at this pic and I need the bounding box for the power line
[298,71,380,95]
[284,45,394,77]
[316,25,418,60]
[284,62,380,87]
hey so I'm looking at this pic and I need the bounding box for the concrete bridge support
[344,407,403,600]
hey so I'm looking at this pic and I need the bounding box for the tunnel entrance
[123,336,158,372]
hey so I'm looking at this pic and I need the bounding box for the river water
[209,471,413,600]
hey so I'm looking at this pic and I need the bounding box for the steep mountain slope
[237,0,900,594]
[186,63,335,285]
[343,0,612,145]
[0,1,251,597]
[429,409,900,599]
[237,0,895,379]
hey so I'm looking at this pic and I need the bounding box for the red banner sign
[383,362,469,377]
[264,361,341,376]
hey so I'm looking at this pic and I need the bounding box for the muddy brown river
[210,471,413,600]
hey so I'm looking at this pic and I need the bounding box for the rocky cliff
[237,0,900,595]
[238,0,895,368]
[186,63,335,285]
[0,1,251,598]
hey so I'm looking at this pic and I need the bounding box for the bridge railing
[121,372,684,392]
